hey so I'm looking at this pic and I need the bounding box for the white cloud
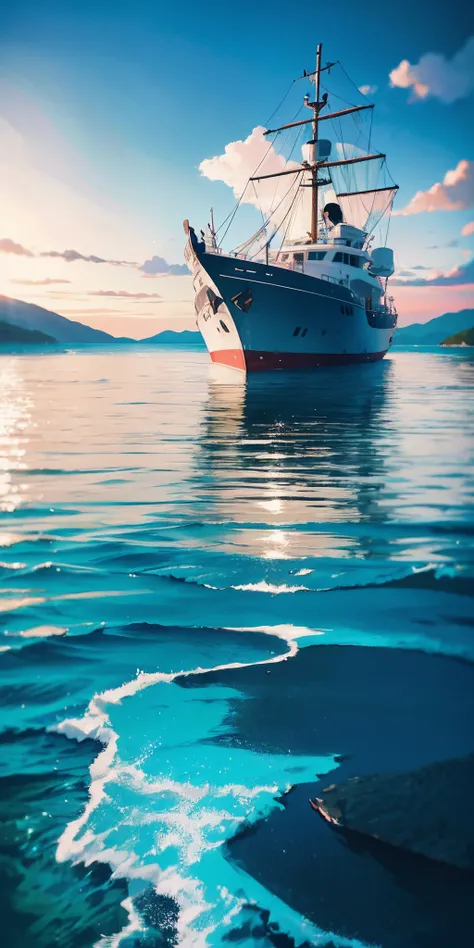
[139,255,188,276]
[199,125,299,211]
[461,221,474,237]
[389,36,474,103]
[394,160,474,216]
[199,126,323,244]
[358,85,377,96]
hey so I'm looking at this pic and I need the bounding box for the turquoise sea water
[1,346,473,948]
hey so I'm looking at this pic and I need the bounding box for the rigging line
[264,78,297,127]
[216,142,273,247]
[275,173,305,257]
[232,178,298,255]
[338,61,375,104]
[367,190,396,238]
[320,82,359,110]
[384,194,395,248]
[216,134,273,235]
[217,184,249,247]
[252,179,268,236]
[234,174,302,255]
[245,172,303,260]
[279,200,299,255]
[267,119,299,212]
[268,115,306,214]
[216,109,308,246]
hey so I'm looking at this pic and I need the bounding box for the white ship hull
[186,240,397,372]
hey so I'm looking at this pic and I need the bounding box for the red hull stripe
[210,349,247,370]
[210,349,387,371]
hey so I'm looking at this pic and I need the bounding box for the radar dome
[369,247,394,277]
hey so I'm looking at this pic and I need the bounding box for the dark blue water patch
[0,728,128,948]
[0,622,289,731]
[229,790,473,948]
[205,645,474,948]
[179,645,474,774]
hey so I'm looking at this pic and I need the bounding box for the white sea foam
[231,580,309,593]
[53,625,367,947]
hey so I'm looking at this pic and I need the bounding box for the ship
[184,44,398,372]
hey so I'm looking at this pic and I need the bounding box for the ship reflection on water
[196,360,394,563]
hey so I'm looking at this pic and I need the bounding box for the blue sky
[1,1,473,335]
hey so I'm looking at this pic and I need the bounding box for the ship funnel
[324,202,343,226]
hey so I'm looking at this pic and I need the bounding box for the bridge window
[335,252,358,266]
[308,251,327,260]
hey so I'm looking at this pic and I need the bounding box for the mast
[244,52,398,245]
[310,43,322,242]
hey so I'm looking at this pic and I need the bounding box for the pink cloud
[89,290,163,299]
[0,237,33,256]
[41,248,136,266]
[394,160,473,216]
[394,283,474,325]
[10,278,71,286]
[392,257,474,286]
[389,36,474,103]
[462,221,474,237]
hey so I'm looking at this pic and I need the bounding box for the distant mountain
[394,310,474,346]
[441,326,474,346]
[0,296,125,344]
[141,329,204,345]
[0,319,55,346]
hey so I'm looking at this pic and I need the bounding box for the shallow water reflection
[1,346,473,948]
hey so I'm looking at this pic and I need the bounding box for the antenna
[210,207,217,249]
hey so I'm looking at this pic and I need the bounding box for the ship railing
[320,272,349,286]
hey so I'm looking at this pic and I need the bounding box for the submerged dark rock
[183,644,474,948]
[310,753,474,870]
